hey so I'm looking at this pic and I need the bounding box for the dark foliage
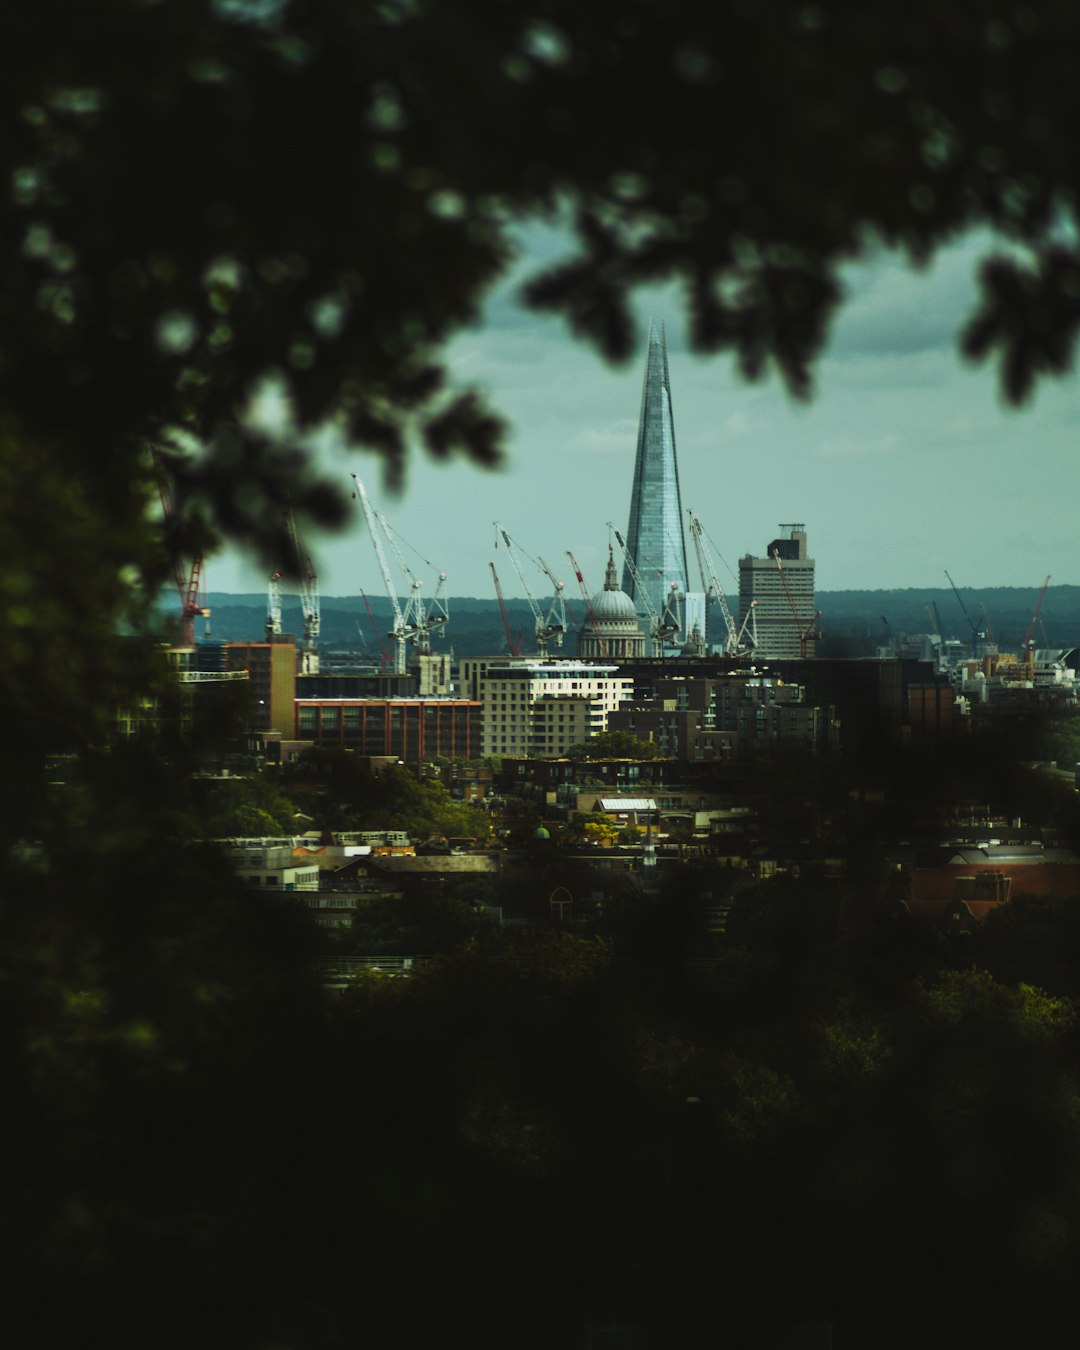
[7,5,1080,1346]
[5,2,1080,568]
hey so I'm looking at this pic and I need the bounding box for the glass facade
[294,700,478,760]
[622,321,690,644]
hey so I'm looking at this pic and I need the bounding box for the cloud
[207,228,1080,599]
[564,419,637,456]
[829,235,990,361]
[721,409,772,439]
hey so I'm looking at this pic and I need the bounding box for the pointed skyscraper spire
[622,320,689,644]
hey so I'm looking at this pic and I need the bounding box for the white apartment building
[457,660,634,758]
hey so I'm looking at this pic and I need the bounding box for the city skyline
[210,222,1080,604]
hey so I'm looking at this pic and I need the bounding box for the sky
[209,223,1079,603]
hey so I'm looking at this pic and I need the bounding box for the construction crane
[493,523,566,657]
[771,548,820,658]
[566,550,593,615]
[379,510,448,655]
[151,444,210,645]
[281,504,321,673]
[687,509,755,656]
[923,603,946,666]
[265,506,319,665]
[538,554,570,640]
[358,588,391,671]
[351,474,448,673]
[1022,574,1051,674]
[880,614,896,654]
[609,524,680,655]
[351,474,410,674]
[566,549,605,657]
[265,569,283,642]
[489,560,524,656]
[944,569,985,655]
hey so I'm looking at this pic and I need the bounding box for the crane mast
[1022,574,1051,674]
[264,507,319,669]
[265,570,282,642]
[494,523,565,657]
[609,525,680,656]
[352,474,409,674]
[538,555,569,648]
[489,560,524,656]
[351,473,448,674]
[687,509,754,656]
[379,512,448,655]
[286,505,321,674]
[771,549,820,658]
[566,549,606,657]
[358,588,391,671]
[944,569,983,655]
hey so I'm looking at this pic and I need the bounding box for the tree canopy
[569,730,666,760]
[4,0,1079,582]
[7,9,1080,1347]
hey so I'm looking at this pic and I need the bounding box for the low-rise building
[458,659,634,759]
[294,697,480,762]
[569,784,734,833]
[607,673,832,759]
[217,837,320,892]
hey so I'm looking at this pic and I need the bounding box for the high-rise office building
[739,524,816,660]
[622,321,691,651]
[225,638,297,736]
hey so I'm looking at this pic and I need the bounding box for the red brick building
[294,698,480,763]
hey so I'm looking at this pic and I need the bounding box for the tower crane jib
[351,474,409,674]
[609,523,680,656]
[771,548,820,659]
[494,523,565,658]
[351,474,448,672]
[687,509,753,656]
[380,512,448,655]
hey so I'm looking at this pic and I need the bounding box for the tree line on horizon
[185,585,1080,657]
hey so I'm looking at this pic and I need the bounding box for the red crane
[359,588,391,671]
[566,549,606,657]
[1022,575,1051,672]
[151,444,209,645]
[489,561,524,656]
[771,549,820,659]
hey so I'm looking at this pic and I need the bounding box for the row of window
[244,871,318,887]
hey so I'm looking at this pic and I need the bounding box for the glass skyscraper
[622,320,690,651]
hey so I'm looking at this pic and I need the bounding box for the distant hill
[173,587,1080,659]
[818,586,1080,654]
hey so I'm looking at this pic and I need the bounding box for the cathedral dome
[589,582,639,624]
[578,547,646,660]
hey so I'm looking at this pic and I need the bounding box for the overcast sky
[209,223,1079,603]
